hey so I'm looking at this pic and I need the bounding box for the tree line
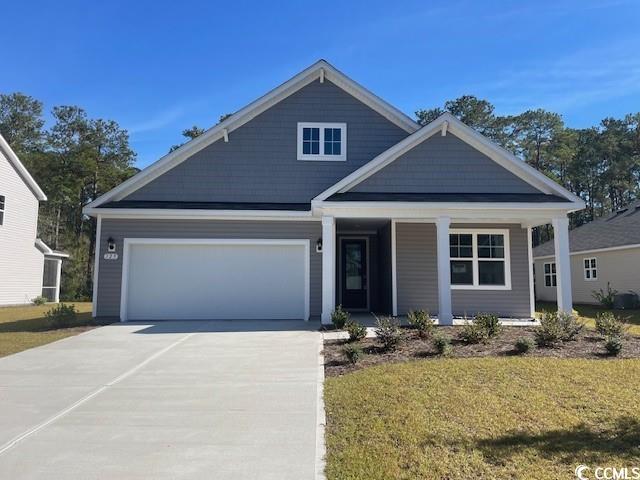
[1,91,638,300]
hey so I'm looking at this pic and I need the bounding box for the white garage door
[121,239,309,321]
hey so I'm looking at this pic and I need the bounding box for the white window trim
[297,122,347,161]
[583,256,598,281]
[543,261,557,288]
[450,228,512,291]
[0,194,5,225]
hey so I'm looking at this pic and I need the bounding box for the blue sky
[2,0,639,168]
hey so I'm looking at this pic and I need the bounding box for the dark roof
[327,192,570,203]
[533,201,640,257]
[99,201,311,211]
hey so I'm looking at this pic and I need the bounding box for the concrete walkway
[0,321,324,479]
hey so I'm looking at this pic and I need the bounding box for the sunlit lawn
[0,302,94,357]
[537,301,640,336]
[324,357,640,480]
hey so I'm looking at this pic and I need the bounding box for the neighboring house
[83,60,584,324]
[533,203,640,305]
[0,134,68,305]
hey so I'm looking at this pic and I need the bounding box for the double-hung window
[297,123,346,161]
[583,257,597,280]
[0,195,4,225]
[544,262,557,287]
[449,230,511,289]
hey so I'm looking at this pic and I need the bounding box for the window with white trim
[0,195,4,225]
[449,230,511,289]
[583,257,597,280]
[544,262,556,287]
[297,122,346,161]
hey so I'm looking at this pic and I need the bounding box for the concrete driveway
[0,321,324,479]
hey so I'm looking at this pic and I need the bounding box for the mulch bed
[324,326,640,377]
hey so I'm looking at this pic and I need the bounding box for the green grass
[324,357,640,480]
[537,301,640,335]
[0,302,93,357]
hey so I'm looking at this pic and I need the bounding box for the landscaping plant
[345,321,367,342]
[331,305,350,329]
[459,320,489,344]
[407,309,434,338]
[535,310,583,347]
[474,313,503,338]
[433,333,452,356]
[604,335,623,356]
[514,337,534,354]
[592,282,618,309]
[343,344,363,364]
[45,303,77,329]
[595,312,627,338]
[374,317,402,351]
[32,296,47,306]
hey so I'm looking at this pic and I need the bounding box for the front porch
[320,213,574,325]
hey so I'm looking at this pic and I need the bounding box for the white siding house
[0,134,66,305]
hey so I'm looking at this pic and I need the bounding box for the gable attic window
[297,122,346,161]
[0,195,4,225]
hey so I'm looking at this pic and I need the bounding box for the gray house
[84,60,584,324]
[533,203,640,305]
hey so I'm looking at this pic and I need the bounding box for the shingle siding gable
[124,79,409,203]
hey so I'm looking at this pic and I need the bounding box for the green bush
[595,312,627,338]
[343,344,363,364]
[474,313,503,338]
[592,282,618,309]
[459,320,489,344]
[375,317,402,351]
[407,309,434,338]
[604,335,623,356]
[345,321,367,342]
[514,337,534,354]
[331,305,350,329]
[535,310,583,347]
[433,333,452,356]
[32,296,47,306]
[45,303,77,329]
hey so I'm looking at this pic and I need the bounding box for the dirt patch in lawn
[324,326,640,377]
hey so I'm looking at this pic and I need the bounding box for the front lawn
[537,301,640,335]
[324,357,640,480]
[0,302,94,357]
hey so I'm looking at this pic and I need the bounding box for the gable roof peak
[0,133,47,201]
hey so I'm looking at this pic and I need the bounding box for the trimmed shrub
[345,321,367,342]
[535,310,583,347]
[407,309,434,338]
[331,305,350,329]
[604,335,623,356]
[474,313,503,338]
[557,311,583,341]
[433,333,452,356]
[343,344,363,364]
[592,282,618,309]
[375,317,402,351]
[459,320,489,344]
[595,312,627,338]
[515,337,534,354]
[45,303,77,329]
[32,296,47,306]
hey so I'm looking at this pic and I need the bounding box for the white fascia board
[314,113,585,207]
[533,243,640,260]
[0,133,47,201]
[85,60,420,209]
[35,238,53,254]
[82,207,318,221]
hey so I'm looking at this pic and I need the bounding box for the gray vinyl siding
[396,222,532,318]
[125,79,408,203]
[96,219,322,319]
[353,132,542,194]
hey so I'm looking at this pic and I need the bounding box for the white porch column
[436,216,453,325]
[54,259,62,303]
[321,216,336,324]
[552,216,573,313]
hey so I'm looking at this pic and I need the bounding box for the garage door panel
[124,242,307,321]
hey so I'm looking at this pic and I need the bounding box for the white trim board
[0,133,47,201]
[83,208,318,221]
[119,238,311,322]
[533,243,640,259]
[84,60,419,211]
[313,112,584,207]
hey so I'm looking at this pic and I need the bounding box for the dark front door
[341,239,368,310]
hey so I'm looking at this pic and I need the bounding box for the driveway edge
[315,335,327,480]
